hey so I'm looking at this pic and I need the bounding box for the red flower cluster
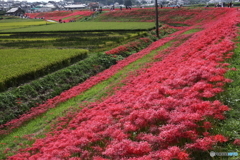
[105,38,152,55]
[25,10,94,22]
[100,7,234,26]
[233,139,240,146]
[8,8,238,159]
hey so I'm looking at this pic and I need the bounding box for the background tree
[124,0,132,7]
[106,0,114,5]
[141,0,147,4]
[116,0,124,4]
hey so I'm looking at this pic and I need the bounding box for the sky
[3,0,62,2]
[27,0,62,2]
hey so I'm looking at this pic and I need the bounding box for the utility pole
[155,0,159,38]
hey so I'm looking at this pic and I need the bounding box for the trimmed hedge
[0,53,119,125]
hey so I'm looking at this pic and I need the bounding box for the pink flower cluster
[105,38,152,55]
[233,139,240,146]
[101,7,233,26]
[25,10,94,22]
[8,8,239,159]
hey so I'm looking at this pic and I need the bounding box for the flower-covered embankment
[25,10,94,22]
[9,8,239,159]
[0,30,174,135]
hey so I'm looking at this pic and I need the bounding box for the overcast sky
[14,0,62,2]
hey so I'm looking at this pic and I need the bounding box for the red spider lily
[99,7,233,26]
[213,134,228,142]
[203,121,212,130]
[105,38,152,55]
[25,10,94,22]
[7,8,239,159]
[233,139,240,146]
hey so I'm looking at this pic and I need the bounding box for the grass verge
[210,33,240,158]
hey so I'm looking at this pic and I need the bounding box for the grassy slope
[212,34,240,153]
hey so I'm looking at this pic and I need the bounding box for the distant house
[34,7,53,12]
[64,4,86,10]
[32,3,56,12]
[6,7,24,16]
[88,2,99,10]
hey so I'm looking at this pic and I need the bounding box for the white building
[64,4,86,9]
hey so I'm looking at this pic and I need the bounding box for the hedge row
[0,50,88,92]
[0,53,119,125]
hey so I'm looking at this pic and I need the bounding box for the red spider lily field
[25,10,95,22]
[1,7,240,160]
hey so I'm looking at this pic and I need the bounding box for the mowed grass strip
[1,22,155,33]
[0,49,87,86]
[182,28,203,34]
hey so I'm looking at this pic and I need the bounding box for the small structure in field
[6,7,24,16]
[88,2,99,11]
[64,4,87,10]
